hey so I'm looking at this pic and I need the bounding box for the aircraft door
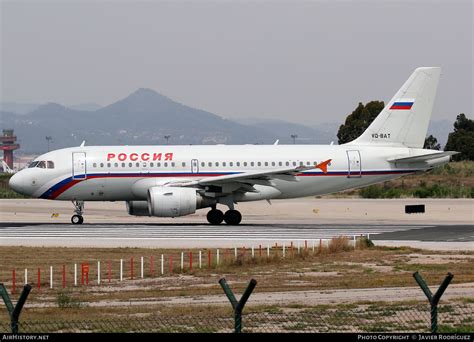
[191,159,199,174]
[346,150,361,178]
[72,152,87,180]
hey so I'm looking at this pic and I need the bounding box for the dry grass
[0,244,473,323]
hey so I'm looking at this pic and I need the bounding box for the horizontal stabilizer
[388,151,459,163]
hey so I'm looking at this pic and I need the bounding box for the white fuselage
[9,144,446,203]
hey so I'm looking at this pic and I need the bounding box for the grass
[0,244,472,326]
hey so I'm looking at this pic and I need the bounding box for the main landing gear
[71,200,84,225]
[207,208,242,225]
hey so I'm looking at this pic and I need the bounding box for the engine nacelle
[126,201,150,216]
[148,187,205,217]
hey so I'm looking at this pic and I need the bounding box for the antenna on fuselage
[80,141,86,147]
[273,139,279,145]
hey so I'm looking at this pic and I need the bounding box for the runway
[0,222,472,249]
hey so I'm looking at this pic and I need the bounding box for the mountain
[0,89,455,154]
[0,102,41,114]
[0,89,286,153]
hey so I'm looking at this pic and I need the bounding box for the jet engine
[147,187,215,217]
[126,201,150,216]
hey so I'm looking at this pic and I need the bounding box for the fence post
[50,266,53,289]
[199,251,202,269]
[120,259,123,281]
[97,261,101,285]
[217,249,220,266]
[37,268,41,290]
[161,255,164,275]
[74,264,77,287]
[0,283,32,333]
[219,278,257,333]
[141,257,144,279]
[413,271,454,333]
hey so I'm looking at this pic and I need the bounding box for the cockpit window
[37,161,46,168]
[47,161,55,169]
[28,161,39,168]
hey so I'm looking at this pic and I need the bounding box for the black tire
[207,209,224,225]
[71,215,84,225]
[224,210,242,225]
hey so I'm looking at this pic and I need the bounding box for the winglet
[316,159,332,173]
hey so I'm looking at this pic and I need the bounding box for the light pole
[291,134,298,144]
[164,135,171,145]
[45,136,53,152]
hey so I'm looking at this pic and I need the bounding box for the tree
[423,134,440,150]
[444,113,474,161]
[337,101,385,144]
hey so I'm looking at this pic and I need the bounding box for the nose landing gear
[71,200,84,225]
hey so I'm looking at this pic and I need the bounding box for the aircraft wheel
[71,215,84,225]
[224,210,242,225]
[207,209,224,225]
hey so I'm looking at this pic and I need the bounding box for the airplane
[9,67,458,225]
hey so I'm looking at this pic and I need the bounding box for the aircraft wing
[172,159,332,187]
[387,151,459,163]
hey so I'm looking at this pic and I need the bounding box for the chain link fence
[1,303,472,333]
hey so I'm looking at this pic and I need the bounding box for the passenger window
[150,162,154,167]
[265,162,268,167]
[201,162,205,167]
[257,162,261,167]
[250,162,254,167]
[300,162,303,166]
[307,161,311,165]
[237,162,240,167]
[129,163,132,167]
[100,163,104,167]
[107,163,111,167]
[223,162,226,167]
[286,162,290,166]
[122,162,126,167]
[215,162,219,167]
[114,163,119,167]
[164,162,168,167]
[136,162,140,167]
[243,162,247,167]
[47,161,55,168]
[93,163,97,168]
[272,162,275,166]
[229,162,233,167]
[208,162,212,167]
[279,162,282,166]
[157,162,161,167]
[293,162,297,166]
[142,162,147,167]
[182,162,186,167]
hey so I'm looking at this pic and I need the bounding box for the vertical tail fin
[350,67,441,148]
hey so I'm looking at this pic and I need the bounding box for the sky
[1,0,472,125]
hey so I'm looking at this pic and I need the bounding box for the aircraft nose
[9,172,26,195]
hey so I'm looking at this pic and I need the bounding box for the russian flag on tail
[390,98,415,110]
